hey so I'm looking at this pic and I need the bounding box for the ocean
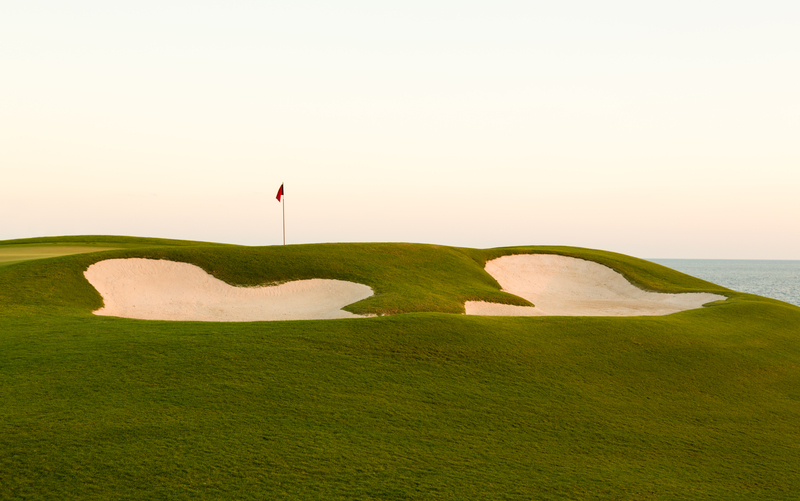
[649,259,800,308]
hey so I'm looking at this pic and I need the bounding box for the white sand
[465,254,725,317]
[84,258,373,321]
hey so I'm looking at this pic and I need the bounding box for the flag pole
[282,182,285,245]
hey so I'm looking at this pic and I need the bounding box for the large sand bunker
[84,258,373,321]
[466,254,725,317]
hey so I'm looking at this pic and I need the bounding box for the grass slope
[1,236,799,500]
[0,236,227,268]
[0,245,121,268]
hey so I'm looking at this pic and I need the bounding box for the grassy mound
[1,236,798,499]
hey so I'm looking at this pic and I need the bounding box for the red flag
[276,184,284,202]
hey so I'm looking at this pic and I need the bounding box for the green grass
[0,245,123,268]
[1,236,799,500]
[0,235,224,268]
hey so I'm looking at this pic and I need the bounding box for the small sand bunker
[84,258,373,321]
[466,254,725,317]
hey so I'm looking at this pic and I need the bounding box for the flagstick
[282,183,285,245]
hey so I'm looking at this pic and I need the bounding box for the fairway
[1,236,799,500]
[0,244,120,267]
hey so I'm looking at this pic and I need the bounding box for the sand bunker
[466,254,725,317]
[84,258,373,321]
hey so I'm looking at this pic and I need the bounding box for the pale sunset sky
[2,1,798,258]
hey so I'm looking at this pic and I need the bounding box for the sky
[2,1,798,259]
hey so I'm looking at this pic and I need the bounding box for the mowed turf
[1,236,799,500]
[0,245,122,268]
[0,235,219,268]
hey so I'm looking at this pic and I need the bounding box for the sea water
[649,259,800,307]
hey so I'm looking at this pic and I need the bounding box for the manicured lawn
[1,236,798,500]
[0,245,121,268]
